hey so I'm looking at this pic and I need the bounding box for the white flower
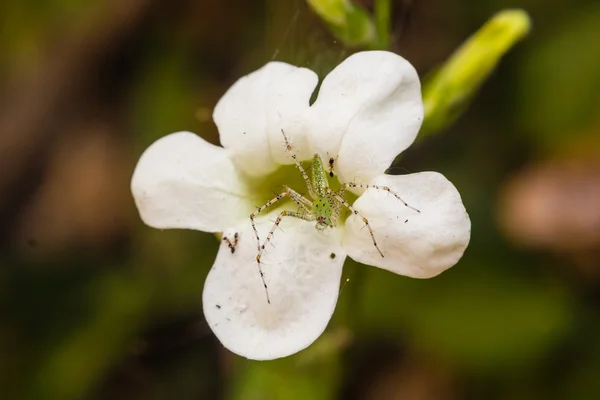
[131,51,471,360]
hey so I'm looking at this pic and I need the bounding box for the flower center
[246,160,359,225]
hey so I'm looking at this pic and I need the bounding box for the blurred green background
[1,0,600,399]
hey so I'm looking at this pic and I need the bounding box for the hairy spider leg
[255,210,316,304]
[280,129,316,199]
[249,186,313,304]
[340,182,421,213]
[328,181,421,257]
[325,188,384,258]
[250,187,312,251]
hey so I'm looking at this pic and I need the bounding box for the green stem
[373,0,391,49]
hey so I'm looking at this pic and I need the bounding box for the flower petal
[306,51,423,188]
[213,62,319,176]
[343,172,470,278]
[203,214,346,360]
[131,131,253,232]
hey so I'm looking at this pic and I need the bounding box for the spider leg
[255,210,316,304]
[280,129,316,199]
[325,188,384,258]
[340,182,420,213]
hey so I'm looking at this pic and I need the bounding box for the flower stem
[373,0,391,49]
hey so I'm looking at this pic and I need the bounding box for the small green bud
[307,0,376,47]
[307,0,348,26]
[421,9,531,136]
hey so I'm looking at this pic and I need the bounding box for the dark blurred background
[1,0,600,399]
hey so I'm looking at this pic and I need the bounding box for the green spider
[250,129,419,304]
